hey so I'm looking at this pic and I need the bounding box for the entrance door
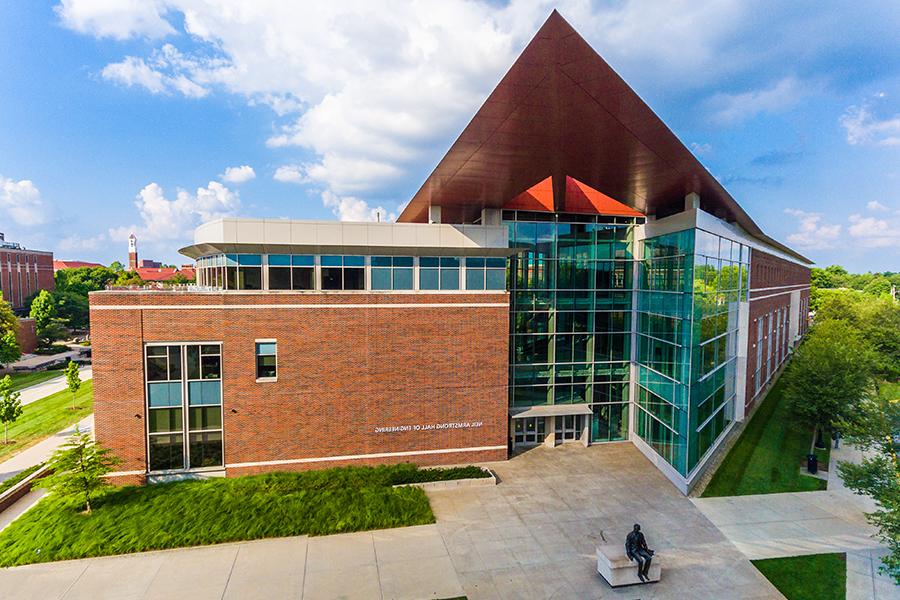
[554,414,585,443]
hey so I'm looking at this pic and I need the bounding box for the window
[321,255,365,290]
[464,257,506,290]
[267,254,292,290]
[256,341,277,380]
[145,343,223,472]
[291,255,315,290]
[371,256,414,290]
[419,257,459,290]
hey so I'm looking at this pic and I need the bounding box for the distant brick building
[54,260,104,271]
[0,232,54,311]
[128,234,195,282]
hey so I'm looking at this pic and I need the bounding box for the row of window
[195,254,506,292]
[752,306,791,397]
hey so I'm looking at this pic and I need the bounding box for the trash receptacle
[807,453,818,474]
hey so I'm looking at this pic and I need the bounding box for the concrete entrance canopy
[509,404,592,418]
[398,10,808,264]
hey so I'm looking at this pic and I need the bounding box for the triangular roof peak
[398,11,810,262]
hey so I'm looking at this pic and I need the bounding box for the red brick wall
[0,249,54,310]
[89,291,510,482]
[744,249,810,411]
[15,318,37,355]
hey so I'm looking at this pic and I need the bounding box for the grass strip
[388,464,489,484]
[0,464,450,566]
[7,370,63,392]
[752,553,846,600]
[702,369,826,497]
[0,380,93,463]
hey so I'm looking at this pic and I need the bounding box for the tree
[29,289,66,345]
[108,261,124,273]
[810,267,835,290]
[39,427,118,514]
[782,320,876,442]
[65,361,81,411]
[863,276,892,297]
[838,389,900,583]
[0,375,23,445]
[0,295,20,366]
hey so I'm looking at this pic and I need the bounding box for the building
[90,12,811,492]
[127,234,196,282]
[0,232,55,311]
[54,260,105,271]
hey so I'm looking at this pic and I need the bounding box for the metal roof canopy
[510,404,593,418]
[398,10,810,264]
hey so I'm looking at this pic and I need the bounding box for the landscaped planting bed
[702,371,827,497]
[0,463,483,566]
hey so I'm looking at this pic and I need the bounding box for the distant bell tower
[128,233,138,271]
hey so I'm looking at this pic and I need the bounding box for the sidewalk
[17,368,93,407]
[692,443,897,599]
[0,414,94,484]
[7,350,84,371]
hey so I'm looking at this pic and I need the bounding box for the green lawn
[0,464,450,566]
[6,370,63,392]
[752,553,846,600]
[0,463,42,496]
[0,380,93,462]
[702,373,826,497]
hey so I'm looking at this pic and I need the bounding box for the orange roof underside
[503,175,644,217]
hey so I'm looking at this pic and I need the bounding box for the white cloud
[0,175,47,226]
[866,200,889,212]
[847,213,900,248]
[273,165,306,184]
[109,181,240,243]
[840,105,900,146]
[708,77,808,124]
[59,233,107,252]
[783,208,842,250]
[220,165,256,183]
[322,191,394,223]
[101,56,167,94]
[56,0,175,40]
[101,44,224,98]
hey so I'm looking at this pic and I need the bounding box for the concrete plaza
[0,442,786,599]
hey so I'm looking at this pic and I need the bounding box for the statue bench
[596,543,661,587]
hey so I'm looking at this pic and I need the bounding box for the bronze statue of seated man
[625,523,655,582]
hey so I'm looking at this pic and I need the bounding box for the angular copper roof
[398,10,810,263]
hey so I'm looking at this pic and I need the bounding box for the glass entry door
[555,414,585,443]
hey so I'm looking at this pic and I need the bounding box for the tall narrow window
[146,343,223,473]
[256,341,277,380]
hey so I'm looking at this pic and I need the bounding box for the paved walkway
[7,350,84,371]
[17,367,93,407]
[0,443,784,599]
[0,414,93,484]
[692,444,897,599]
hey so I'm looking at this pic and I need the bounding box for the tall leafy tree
[0,295,20,366]
[0,375,23,445]
[782,320,876,440]
[838,388,900,583]
[39,427,118,514]
[29,289,66,344]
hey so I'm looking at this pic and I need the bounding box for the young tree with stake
[65,361,81,411]
[0,375,23,445]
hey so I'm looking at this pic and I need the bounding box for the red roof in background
[54,260,104,271]
[564,176,644,217]
[136,267,194,282]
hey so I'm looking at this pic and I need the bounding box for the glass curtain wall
[506,211,637,442]
[635,228,750,476]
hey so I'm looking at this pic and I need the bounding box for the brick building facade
[0,234,54,311]
[91,287,510,484]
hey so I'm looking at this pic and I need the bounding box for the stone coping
[392,467,496,491]
[0,464,51,514]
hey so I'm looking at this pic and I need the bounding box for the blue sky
[1,1,898,272]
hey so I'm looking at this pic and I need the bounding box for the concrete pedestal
[596,544,661,587]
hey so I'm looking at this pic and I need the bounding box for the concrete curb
[0,464,51,514]
[393,468,496,491]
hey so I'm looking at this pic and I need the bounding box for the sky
[1,1,899,272]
